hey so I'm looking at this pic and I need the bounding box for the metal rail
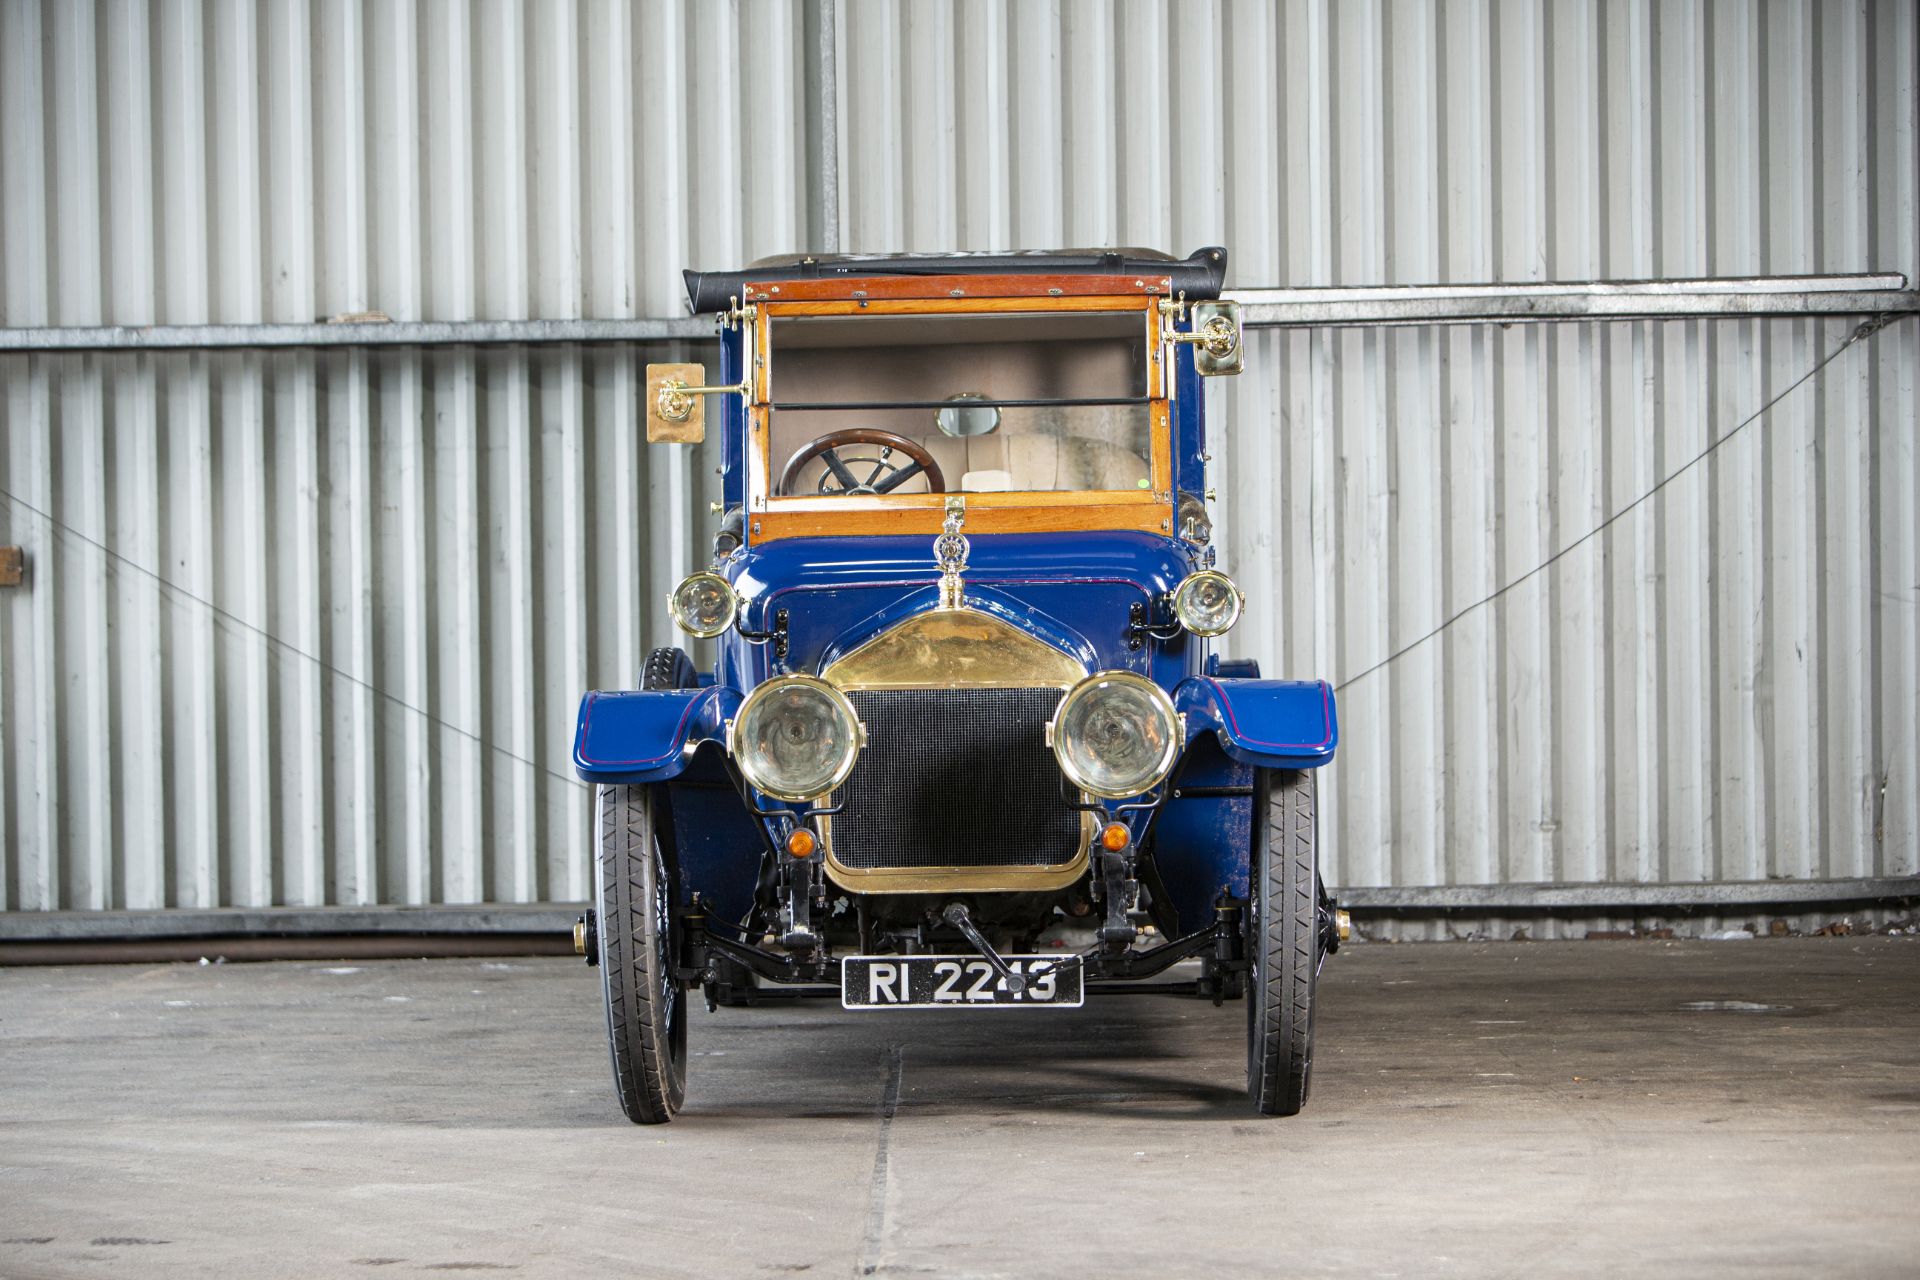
[2,275,1912,354]
[0,904,580,941]
[1340,877,1920,912]
[2,877,1912,942]
[1225,273,1919,327]
[0,315,711,353]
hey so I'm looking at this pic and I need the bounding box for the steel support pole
[1,275,1911,355]
[1338,877,1920,912]
[3,275,1913,354]
[1224,274,1919,327]
[805,0,841,255]
[0,315,711,354]
[1,878,1912,942]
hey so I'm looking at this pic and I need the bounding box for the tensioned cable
[0,486,590,794]
[1333,312,1905,694]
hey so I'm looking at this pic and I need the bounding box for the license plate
[841,954,1084,1010]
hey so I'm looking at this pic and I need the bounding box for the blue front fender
[1176,676,1338,769]
[573,687,743,785]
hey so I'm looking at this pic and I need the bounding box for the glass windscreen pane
[766,312,1153,497]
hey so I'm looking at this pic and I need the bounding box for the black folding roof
[683,246,1227,313]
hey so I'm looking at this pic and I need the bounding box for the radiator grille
[830,687,1082,871]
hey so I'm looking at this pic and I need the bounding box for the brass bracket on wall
[0,546,23,588]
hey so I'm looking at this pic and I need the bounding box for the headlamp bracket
[737,607,790,662]
[1127,597,1184,649]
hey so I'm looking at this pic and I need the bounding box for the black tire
[643,646,698,691]
[596,783,688,1124]
[1247,768,1321,1116]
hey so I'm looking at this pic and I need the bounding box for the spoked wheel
[596,783,687,1124]
[1246,768,1322,1116]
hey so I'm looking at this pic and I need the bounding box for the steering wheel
[777,429,947,496]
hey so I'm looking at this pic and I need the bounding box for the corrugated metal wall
[2,0,1916,918]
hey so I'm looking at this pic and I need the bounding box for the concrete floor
[1,939,1916,1280]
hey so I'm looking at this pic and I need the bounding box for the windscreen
[766,311,1153,497]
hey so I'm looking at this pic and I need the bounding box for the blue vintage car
[573,248,1343,1122]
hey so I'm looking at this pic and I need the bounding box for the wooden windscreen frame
[742,283,1175,543]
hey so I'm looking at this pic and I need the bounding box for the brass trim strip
[748,295,1172,524]
[821,608,1086,692]
[822,838,1091,896]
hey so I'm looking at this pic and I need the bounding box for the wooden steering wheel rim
[776,429,947,496]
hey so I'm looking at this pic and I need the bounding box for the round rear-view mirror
[934,393,1001,438]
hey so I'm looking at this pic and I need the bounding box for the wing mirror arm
[1161,298,1245,377]
[645,362,746,444]
[656,376,747,423]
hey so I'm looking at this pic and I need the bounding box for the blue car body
[577,248,1348,1126]
[573,272,1337,942]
